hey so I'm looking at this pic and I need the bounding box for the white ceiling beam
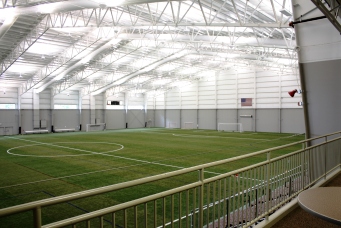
[0,16,49,77]
[87,50,190,96]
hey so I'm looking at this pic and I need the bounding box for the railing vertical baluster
[206,184,210,227]
[301,151,305,191]
[217,180,221,228]
[223,177,227,228]
[186,190,189,228]
[266,152,271,220]
[237,172,240,225]
[33,207,41,228]
[100,216,103,228]
[171,194,174,228]
[124,209,127,228]
[112,213,115,228]
[325,138,327,180]
[228,176,231,227]
[178,192,182,228]
[241,172,244,225]
[232,173,236,226]
[199,168,204,228]
[163,197,166,227]
[87,220,91,228]
[192,188,196,228]
[154,200,157,228]
[212,181,216,228]
[134,206,138,228]
[144,203,147,228]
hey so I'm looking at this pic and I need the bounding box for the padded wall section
[146,109,155,127]
[165,109,180,128]
[81,109,90,131]
[53,109,80,131]
[21,109,33,132]
[154,109,165,127]
[301,60,341,137]
[255,109,279,133]
[127,110,144,129]
[0,110,19,135]
[39,109,51,130]
[281,109,305,134]
[181,109,197,128]
[217,109,238,124]
[198,109,216,130]
[95,109,105,124]
[106,110,126,129]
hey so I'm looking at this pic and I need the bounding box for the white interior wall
[0,67,305,134]
[148,68,301,110]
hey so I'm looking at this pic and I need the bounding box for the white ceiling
[0,0,298,98]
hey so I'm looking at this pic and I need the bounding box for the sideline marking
[172,133,265,140]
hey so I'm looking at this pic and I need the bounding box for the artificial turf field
[0,128,305,227]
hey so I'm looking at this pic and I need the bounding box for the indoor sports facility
[0,1,341,228]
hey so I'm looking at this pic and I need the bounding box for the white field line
[172,133,266,140]
[143,131,267,141]
[2,136,223,189]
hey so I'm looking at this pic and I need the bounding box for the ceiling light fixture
[279,9,292,17]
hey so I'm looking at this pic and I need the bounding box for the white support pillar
[124,92,128,128]
[17,88,21,134]
[33,89,40,129]
[90,95,96,124]
[253,68,257,132]
[50,89,54,132]
[78,90,82,131]
[196,81,199,109]
[144,93,148,127]
[236,70,239,123]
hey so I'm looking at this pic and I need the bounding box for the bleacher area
[0,128,305,227]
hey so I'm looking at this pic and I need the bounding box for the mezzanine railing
[0,132,341,228]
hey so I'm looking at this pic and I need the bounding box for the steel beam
[311,0,341,33]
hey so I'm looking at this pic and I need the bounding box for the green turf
[0,128,305,227]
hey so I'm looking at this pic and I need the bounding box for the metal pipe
[289,15,327,27]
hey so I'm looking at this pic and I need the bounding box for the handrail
[1,131,341,227]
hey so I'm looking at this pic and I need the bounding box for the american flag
[241,98,252,106]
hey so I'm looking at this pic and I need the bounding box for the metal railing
[1,132,341,228]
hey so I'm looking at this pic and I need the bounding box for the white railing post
[33,207,42,228]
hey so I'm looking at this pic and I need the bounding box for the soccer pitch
[0,128,305,227]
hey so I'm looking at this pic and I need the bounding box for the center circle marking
[7,142,124,157]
